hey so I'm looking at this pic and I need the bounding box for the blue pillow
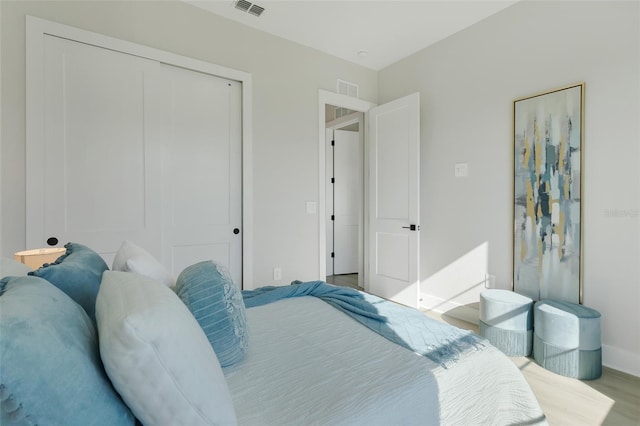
[0,275,134,425]
[175,261,248,367]
[29,242,108,322]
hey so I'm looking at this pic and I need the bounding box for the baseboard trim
[601,344,640,377]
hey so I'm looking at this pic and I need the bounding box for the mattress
[224,296,546,425]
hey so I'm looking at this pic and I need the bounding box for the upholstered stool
[533,300,602,380]
[479,289,533,356]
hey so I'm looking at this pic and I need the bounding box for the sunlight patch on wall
[420,242,490,315]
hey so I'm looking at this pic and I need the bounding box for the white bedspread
[224,297,546,426]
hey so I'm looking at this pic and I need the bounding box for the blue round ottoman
[479,289,533,356]
[533,300,602,380]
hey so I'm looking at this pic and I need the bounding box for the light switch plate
[273,267,282,281]
[306,201,317,214]
[454,163,469,178]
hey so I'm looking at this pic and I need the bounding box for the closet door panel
[37,35,163,264]
[161,64,243,286]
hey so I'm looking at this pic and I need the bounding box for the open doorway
[318,90,375,291]
[325,107,363,290]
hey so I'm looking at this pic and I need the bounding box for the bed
[226,296,546,425]
[0,242,547,425]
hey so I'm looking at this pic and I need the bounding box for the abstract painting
[513,83,584,304]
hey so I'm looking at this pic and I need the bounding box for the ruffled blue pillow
[0,275,134,425]
[29,243,108,322]
[175,261,248,367]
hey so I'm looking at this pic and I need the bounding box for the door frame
[318,90,375,288]
[26,16,254,288]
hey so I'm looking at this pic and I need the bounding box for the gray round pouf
[479,289,533,356]
[533,300,602,380]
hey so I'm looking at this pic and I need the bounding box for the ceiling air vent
[235,0,251,12]
[248,4,265,17]
[234,0,265,17]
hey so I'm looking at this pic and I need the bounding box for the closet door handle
[401,225,420,231]
[233,228,240,235]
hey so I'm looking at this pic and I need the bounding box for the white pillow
[112,240,175,287]
[95,271,237,426]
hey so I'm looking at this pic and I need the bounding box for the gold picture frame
[512,83,585,304]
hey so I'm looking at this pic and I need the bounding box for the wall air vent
[235,0,265,17]
[337,79,359,98]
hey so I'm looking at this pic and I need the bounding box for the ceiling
[186,0,518,70]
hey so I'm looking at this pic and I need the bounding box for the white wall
[379,0,640,375]
[0,0,378,286]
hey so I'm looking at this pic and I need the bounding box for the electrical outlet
[273,267,282,281]
[484,273,496,288]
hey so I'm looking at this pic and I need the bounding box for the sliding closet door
[33,35,164,264]
[28,33,243,285]
[160,64,242,286]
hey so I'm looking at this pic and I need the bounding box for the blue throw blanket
[242,281,485,367]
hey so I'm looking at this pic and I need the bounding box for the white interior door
[333,129,361,275]
[32,35,164,266]
[160,64,243,286]
[367,93,420,308]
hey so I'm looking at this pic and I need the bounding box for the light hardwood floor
[325,274,363,290]
[327,275,640,426]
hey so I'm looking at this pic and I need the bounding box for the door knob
[233,228,240,235]
[47,237,59,246]
[401,224,420,231]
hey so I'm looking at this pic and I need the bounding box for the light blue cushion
[533,300,602,379]
[534,300,601,350]
[29,242,108,322]
[479,289,533,330]
[175,261,248,367]
[0,275,134,425]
